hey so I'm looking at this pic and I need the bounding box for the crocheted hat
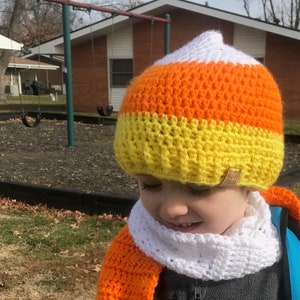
[114,30,284,190]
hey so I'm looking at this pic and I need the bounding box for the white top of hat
[155,30,259,66]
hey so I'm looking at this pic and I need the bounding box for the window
[110,59,133,87]
[255,57,265,64]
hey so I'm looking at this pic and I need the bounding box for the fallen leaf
[93,264,102,273]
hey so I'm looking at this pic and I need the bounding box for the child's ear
[241,187,254,199]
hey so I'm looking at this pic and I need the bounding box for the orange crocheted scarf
[96,225,162,299]
[95,186,299,300]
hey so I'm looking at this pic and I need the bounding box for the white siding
[233,24,266,59]
[107,25,133,111]
[107,25,133,58]
[109,88,127,111]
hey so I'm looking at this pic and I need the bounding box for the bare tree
[16,1,64,48]
[243,0,251,17]
[243,0,300,29]
[0,0,149,102]
[75,0,146,26]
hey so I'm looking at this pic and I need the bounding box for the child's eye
[142,183,162,191]
[188,188,212,197]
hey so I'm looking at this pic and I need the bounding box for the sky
[141,0,262,17]
[206,0,246,14]
[140,0,252,15]
[194,0,262,17]
[77,0,263,25]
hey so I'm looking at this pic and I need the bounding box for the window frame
[110,59,133,88]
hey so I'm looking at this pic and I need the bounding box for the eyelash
[186,187,212,197]
[142,183,213,197]
[142,183,161,191]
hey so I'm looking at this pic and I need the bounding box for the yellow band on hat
[115,112,283,190]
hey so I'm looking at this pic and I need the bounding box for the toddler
[96,30,300,300]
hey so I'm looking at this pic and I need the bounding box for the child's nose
[160,194,189,219]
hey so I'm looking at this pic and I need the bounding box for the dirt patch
[0,118,139,198]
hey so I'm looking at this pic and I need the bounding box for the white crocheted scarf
[128,191,282,281]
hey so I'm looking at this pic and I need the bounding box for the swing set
[41,0,171,146]
[22,7,43,128]
[9,34,43,128]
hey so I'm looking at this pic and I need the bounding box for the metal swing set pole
[43,0,171,147]
[62,4,74,147]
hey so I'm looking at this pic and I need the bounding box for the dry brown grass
[0,198,126,299]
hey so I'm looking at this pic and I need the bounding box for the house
[6,56,60,96]
[24,0,300,118]
[0,34,60,96]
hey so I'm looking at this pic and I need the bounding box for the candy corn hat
[114,30,284,190]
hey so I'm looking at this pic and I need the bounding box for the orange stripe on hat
[120,61,282,134]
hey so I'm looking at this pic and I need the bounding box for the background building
[24,0,300,118]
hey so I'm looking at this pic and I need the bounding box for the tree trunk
[0,50,12,102]
[0,0,25,102]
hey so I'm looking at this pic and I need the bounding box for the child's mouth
[167,221,203,233]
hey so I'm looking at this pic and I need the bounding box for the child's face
[137,175,248,235]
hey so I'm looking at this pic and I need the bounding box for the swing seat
[21,111,42,128]
[97,105,113,117]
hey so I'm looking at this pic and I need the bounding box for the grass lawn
[0,198,126,299]
[1,95,67,113]
[1,95,121,119]
[284,118,300,135]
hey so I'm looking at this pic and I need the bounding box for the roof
[0,34,23,51]
[24,0,300,57]
[8,56,59,70]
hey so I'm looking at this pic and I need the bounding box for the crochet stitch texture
[128,192,282,281]
[114,30,284,190]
